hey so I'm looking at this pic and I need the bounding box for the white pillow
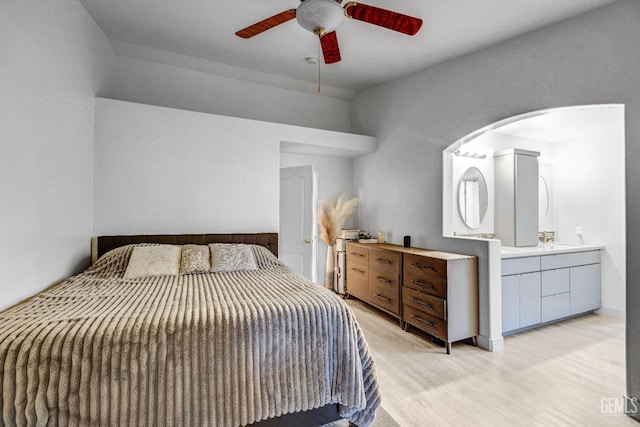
[123,245,182,278]
[209,243,258,272]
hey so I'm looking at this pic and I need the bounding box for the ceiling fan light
[296,0,345,35]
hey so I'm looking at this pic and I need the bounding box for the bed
[0,233,380,426]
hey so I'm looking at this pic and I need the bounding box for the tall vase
[325,244,335,290]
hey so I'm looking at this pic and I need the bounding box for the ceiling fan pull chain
[317,43,322,93]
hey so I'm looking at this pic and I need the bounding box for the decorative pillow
[209,243,258,273]
[180,244,211,274]
[123,245,182,278]
[250,244,282,268]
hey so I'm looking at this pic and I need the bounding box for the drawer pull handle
[351,268,366,274]
[408,297,433,309]
[376,258,392,264]
[411,262,435,271]
[350,252,364,257]
[410,314,435,327]
[373,294,391,303]
[411,280,434,289]
[376,276,391,284]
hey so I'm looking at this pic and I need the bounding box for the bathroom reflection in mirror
[458,167,488,229]
[539,174,550,223]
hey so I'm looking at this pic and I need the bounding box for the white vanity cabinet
[501,248,601,335]
[570,263,601,314]
[502,272,542,331]
[494,149,540,247]
[501,256,541,332]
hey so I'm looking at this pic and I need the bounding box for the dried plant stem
[318,193,358,245]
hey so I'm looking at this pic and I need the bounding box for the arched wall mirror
[457,167,488,229]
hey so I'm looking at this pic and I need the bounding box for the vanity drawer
[346,244,369,263]
[540,250,601,270]
[403,287,446,320]
[541,268,570,296]
[404,253,448,279]
[541,292,571,322]
[369,282,401,315]
[404,268,447,299]
[369,266,400,290]
[502,256,541,276]
[403,305,448,340]
[369,248,401,273]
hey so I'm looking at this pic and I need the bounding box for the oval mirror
[457,167,488,229]
[539,174,550,225]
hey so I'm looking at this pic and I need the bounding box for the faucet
[539,231,555,244]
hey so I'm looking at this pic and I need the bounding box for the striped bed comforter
[0,244,380,426]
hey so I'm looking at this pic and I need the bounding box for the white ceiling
[79,0,619,96]
[492,106,618,142]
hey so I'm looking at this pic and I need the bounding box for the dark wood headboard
[91,233,278,263]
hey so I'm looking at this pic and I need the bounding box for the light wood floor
[345,298,636,427]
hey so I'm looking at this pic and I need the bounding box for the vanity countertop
[501,243,604,259]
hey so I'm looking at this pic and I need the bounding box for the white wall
[94,98,371,239]
[280,153,356,285]
[94,98,281,235]
[109,54,353,133]
[551,112,625,317]
[351,0,640,356]
[0,1,113,310]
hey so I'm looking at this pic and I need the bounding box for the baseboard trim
[597,307,625,319]
[477,335,504,352]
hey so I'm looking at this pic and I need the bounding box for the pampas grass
[318,193,358,245]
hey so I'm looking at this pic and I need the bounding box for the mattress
[0,244,380,426]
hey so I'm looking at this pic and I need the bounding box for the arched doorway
[442,104,625,342]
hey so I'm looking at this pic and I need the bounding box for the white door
[280,166,315,281]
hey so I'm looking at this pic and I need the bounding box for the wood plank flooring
[345,298,636,427]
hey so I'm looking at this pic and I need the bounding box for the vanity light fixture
[454,149,487,159]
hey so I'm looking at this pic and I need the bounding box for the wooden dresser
[345,242,478,354]
[346,243,402,321]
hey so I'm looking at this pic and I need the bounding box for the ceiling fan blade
[235,9,297,39]
[344,2,422,36]
[320,31,341,64]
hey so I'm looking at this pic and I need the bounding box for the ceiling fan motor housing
[235,0,422,65]
[296,0,345,36]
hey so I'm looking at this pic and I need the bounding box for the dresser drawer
[369,248,401,273]
[404,253,448,279]
[346,244,369,263]
[403,305,448,340]
[404,268,447,299]
[346,261,368,299]
[347,273,368,300]
[369,282,401,315]
[369,266,400,290]
[403,287,446,320]
[346,260,367,279]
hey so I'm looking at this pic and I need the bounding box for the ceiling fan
[235,0,423,64]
